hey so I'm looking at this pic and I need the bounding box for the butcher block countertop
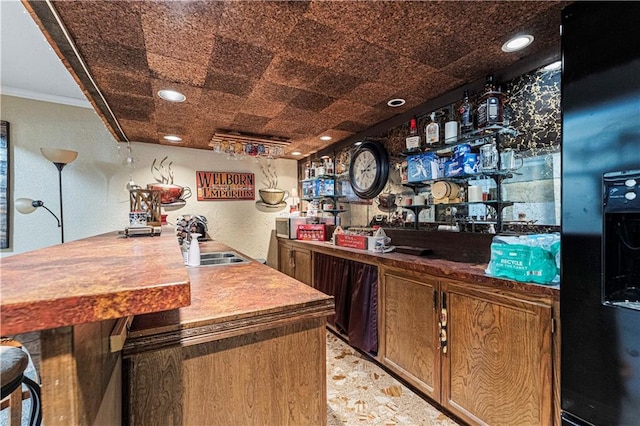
[1,232,191,335]
[125,239,335,354]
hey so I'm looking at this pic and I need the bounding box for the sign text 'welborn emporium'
[196,171,255,201]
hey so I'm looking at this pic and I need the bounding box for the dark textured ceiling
[24,0,567,159]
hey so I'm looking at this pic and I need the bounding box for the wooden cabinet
[380,267,556,426]
[380,269,440,401]
[278,240,312,285]
[441,279,553,426]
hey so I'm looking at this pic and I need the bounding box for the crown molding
[1,86,92,109]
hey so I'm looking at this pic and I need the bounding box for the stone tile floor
[326,331,459,426]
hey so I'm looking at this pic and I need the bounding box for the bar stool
[0,345,42,426]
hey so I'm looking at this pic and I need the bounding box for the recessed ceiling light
[502,35,534,52]
[291,151,302,156]
[163,135,182,143]
[543,60,562,71]
[320,135,332,141]
[158,89,186,102]
[387,98,406,108]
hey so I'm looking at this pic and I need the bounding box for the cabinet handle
[440,293,448,354]
[289,251,295,268]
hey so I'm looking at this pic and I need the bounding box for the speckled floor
[326,331,459,425]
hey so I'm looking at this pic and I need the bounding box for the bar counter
[0,232,334,425]
[1,232,191,336]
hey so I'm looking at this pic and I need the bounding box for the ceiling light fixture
[543,60,562,71]
[291,151,302,156]
[157,89,186,102]
[387,98,406,108]
[163,135,183,143]
[354,141,363,146]
[320,135,332,141]
[502,34,534,52]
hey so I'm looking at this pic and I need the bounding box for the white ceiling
[0,0,90,108]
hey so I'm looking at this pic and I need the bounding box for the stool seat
[0,346,29,399]
[0,345,42,425]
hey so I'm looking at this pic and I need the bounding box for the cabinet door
[381,271,440,401]
[442,280,553,426]
[293,248,312,286]
[278,241,295,278]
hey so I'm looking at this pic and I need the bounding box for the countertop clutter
[293,239,559,297]
[0,232,191,335]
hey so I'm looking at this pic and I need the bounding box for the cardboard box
[297,224,326,241]
[444,157,463,177]
[335,234,368,249]
[407,153,439,182]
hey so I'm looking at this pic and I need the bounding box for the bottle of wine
[405,116,421,152]
[426,112,440,145]
[476,75,504,128]
[460,90,474,135]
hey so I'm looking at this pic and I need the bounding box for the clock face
[349,141,389,199]
[353,150,377,190]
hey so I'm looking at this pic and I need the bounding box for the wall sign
[196,171,255,201]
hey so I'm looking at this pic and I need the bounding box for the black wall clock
[348,140,389,199]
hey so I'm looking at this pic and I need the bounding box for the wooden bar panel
[125,318,327,426]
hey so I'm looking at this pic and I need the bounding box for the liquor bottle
[476,75,504,128]
[326,158,334,175]
[444,105,459,144]
[425,112,440,145]
[405,116,421,152]
[460,89,474,135]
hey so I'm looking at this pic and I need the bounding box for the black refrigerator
[561,2,640,425]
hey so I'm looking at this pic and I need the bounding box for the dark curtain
[314,253,379,354]
[314,253,349,329]
[347,262,378,354]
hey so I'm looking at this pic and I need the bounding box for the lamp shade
[40,148,78,164]
[15,198,38,214]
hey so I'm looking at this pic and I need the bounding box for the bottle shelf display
[399,124,520,232]
[301,158,346,218]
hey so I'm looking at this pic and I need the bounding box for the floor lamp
[15,148,78,243]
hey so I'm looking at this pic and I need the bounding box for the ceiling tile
[204,69,257,97]
[280,18,351,68]
[218,1,310,50]
[311,72,364,97]
[240,97,286,119]
[262,56,325,90]
[289,90,335,112]
[209,36,274,79]
[139,2,219,65]
[147,53,207,86]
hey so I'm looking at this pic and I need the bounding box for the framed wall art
[0,121,9,249]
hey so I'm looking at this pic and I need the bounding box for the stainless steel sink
[191,251,251,267]
[201,252,237,260]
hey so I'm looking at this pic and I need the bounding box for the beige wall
[0,95,297,265]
